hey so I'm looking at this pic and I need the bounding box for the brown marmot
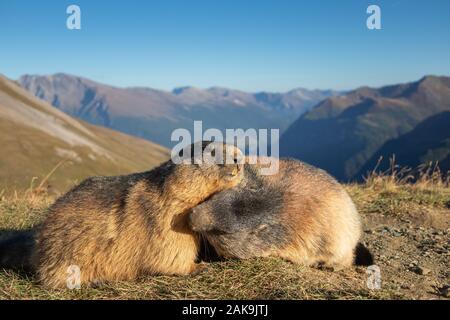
[189,157,373,268]
[31,141,243,288]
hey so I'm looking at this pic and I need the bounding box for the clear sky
[1,0,449,92]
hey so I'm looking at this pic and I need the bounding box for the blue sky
[1,0,449,92]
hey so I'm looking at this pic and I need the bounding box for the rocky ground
[349,181,449,299]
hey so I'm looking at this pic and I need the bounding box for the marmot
[30,141,243,288]
[189,157,373,268]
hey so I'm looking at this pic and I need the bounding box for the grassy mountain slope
[357,111,450,177]
[0,75,168,193]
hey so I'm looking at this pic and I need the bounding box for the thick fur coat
[31,141,243,288]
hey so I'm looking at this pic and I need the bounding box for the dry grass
[363,156,449,191]
[348,158,450,218]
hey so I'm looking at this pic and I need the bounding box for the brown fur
[189,157,365,269]
[32,141,243,288]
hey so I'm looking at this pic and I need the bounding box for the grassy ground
[0,169,449,300]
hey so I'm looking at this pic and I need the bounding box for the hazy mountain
[19,73,338,147]
[280,76,450,181]
[0,74,168,193]
[357,111,450,177]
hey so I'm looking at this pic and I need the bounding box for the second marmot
[189,157,372,268]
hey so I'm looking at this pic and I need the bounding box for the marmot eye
[233,158,238,164]
[210,149,216,157]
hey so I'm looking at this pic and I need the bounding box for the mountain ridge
[357,111,450,178]
[19,73,339,147]
[280,75,450,181]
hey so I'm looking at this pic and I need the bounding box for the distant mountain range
[280,76,450,180]
[17,73,450,182]
[0,74,168,193]
[19,73,339,147]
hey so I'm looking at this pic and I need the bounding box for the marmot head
[188,164,284,234]
[169,141,244,203]
[187,165,287,258]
